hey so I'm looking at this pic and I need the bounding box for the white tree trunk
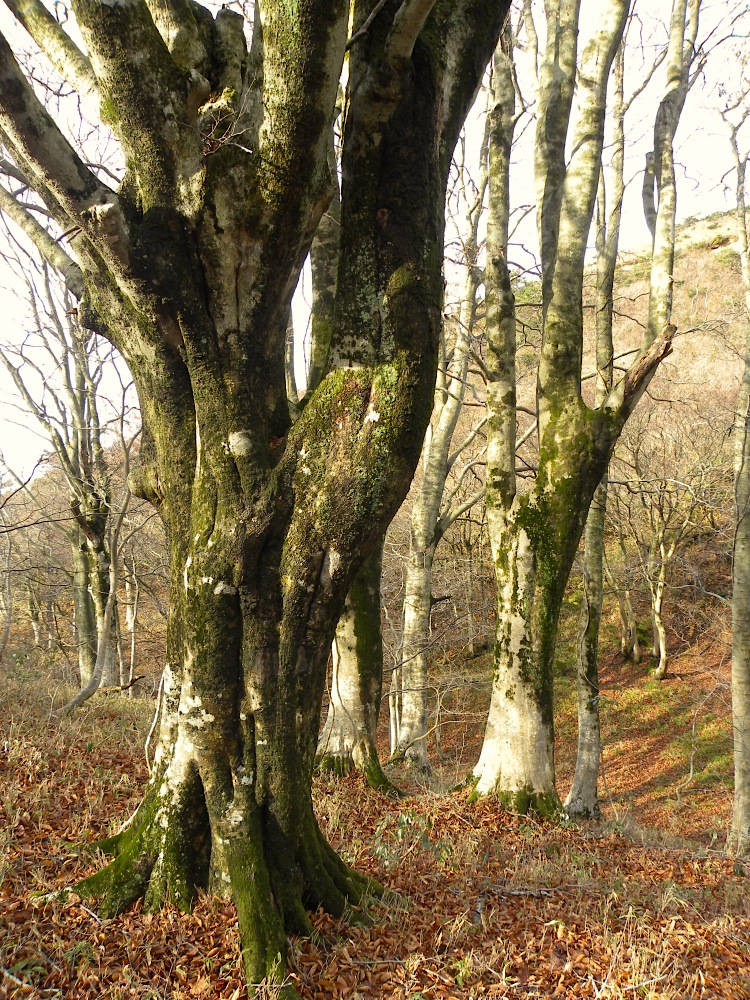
[393,544,433,768]
[727,104,750,854]
[651,572,669,680]
[565,478,606,818]
[473,522,557,808]
[317,547,392,790]
[391,113,487,769]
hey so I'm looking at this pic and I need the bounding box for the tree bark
[390,125,486,771]
[71,535,98,686]
[317,544,394,792]
[565,478,606,818]
[0,0,512,989]
[725,100,750,854]
[565,37,626,816]
[475,2,633,813]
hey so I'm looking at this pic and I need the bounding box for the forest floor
[1,628,748,1000]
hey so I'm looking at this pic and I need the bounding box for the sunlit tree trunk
[474,1,677,812]
[71,537,98,686]
[0,0,510,989]
[650,556,669,679]
[605,538,641,662]
[317,544,393,790]
[392,273,482,769]
[565,39,626,817]
[725,99,750,854]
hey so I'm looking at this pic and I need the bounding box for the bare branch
[383,0,437,70]
[2,0,97,100]
[0,183,83,297]
[608,323,676,422]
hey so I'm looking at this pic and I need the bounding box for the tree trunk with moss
[564,36,626,817]
[317,544,393,791]
[725,96,750,853]
[72,536,98,686]
[473,1,677,812]
[0,0,509,990]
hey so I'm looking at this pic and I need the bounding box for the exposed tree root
[73,770,382,998]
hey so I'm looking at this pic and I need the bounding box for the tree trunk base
[75,762,381,996]
[469,779,561,818]
[563,793,601,820]
[389,742,431,778]
[316,749,402,797]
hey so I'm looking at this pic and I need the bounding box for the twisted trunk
[0,0,510,986]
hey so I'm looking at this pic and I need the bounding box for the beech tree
[0,254,134,692]
[0,0,510,991]
[472,0,682,813]
[609,398,729,682]
[722,76,750,854]
[389,121,489,771]
[566,0,704,816]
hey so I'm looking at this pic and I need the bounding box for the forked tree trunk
[475,1,675,812]
[565,39,625,816]
[0,0,512,990]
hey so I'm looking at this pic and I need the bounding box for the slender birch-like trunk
[390,119,489,770]
[725,100,750,854]
[565,36,629,814]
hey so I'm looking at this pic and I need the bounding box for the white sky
[1,0,749,479]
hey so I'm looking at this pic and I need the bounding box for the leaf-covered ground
[1,641,748,1000]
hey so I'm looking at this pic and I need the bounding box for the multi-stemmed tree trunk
[0,268,123,689]
[473,0,676,813]
[0,0,509,990]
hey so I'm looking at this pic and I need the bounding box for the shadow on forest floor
[1,648,748,1000]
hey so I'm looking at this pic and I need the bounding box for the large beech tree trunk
[474,1,676,813]
[0,0,511,990]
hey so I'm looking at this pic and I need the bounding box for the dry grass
[2,647,749,999]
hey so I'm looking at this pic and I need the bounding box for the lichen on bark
[0,0,514,990]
